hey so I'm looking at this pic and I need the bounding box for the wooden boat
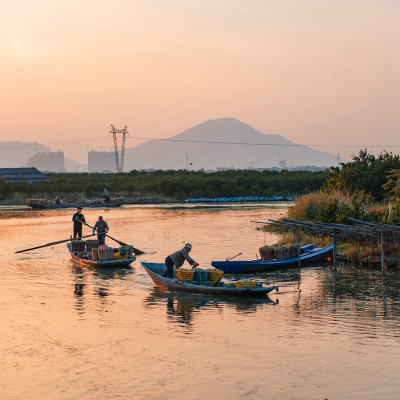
[211,244,333,273]
[26,199,123,209]
[67,243,135,267]
[141,262,279,296]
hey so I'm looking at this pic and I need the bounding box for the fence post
[381,231,385,272]
[297,228,301,267]
[333,232,337,269]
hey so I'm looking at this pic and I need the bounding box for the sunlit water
[1,203,400,399]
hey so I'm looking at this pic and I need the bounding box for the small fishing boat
[141,262,278,296]
[211,244,333,273]
[26,199,123,209]
[67,243,136,267]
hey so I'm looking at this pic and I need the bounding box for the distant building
[88,151,117,173]
[279,159,287,169]
[0,168,49,183]
[25,151,65,172]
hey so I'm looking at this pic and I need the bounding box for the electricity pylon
[109,125,129,173]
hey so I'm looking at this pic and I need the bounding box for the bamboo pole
[333,232,337,269]
[297,228,301,267]
[381,231,385,272]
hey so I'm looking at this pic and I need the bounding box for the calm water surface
[1,204,400,400]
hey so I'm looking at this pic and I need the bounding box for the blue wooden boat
[141,262,278,296]
[211,244,333,273]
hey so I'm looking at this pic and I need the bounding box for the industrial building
[25,151,65,172]
[88,151,117,173]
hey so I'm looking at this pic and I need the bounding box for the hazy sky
[1,0,399,164]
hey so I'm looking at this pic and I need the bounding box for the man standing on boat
[72,207,86,239]
[104,188,110,203]
[92,216,109,245]
[164,243,199,278]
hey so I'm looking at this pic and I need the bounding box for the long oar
[15,233,97,254]
[84,223,145,255]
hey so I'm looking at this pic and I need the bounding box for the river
[1,203,400,399]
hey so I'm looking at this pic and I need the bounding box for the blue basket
[193,269,209,281]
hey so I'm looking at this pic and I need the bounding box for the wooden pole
[297,228,301,267]
[381,231,385,272]
[15,233,97,253]
[333,232,337,269]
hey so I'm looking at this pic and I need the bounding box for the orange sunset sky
[1,0,399,164]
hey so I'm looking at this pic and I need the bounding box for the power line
[127,136,400,149]
[0,136,108,151]
[0,134,399,150]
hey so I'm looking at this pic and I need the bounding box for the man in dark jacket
[72,207,86,239]
[92,216,109,245]
[164,243,199,278]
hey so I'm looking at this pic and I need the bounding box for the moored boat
[67,243,135,267]
[211,244,333,273]
[141,262,278,296]
[26,198,123,209]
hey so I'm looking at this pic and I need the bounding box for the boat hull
[141,262,278,296]
[67,243,135,267]
[211,245,333,273]
[27,202,122,209]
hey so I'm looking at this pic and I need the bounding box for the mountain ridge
[124,118,338,170]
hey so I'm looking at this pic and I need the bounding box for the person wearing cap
[164,243,199,278]
[104,188,110,204]
[92,216,109,245]
[72,207,86,239]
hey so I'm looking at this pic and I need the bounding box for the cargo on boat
[141,262,278,296]
[211,244,333,273]
[67,241,135,267]
[26,198,123,209]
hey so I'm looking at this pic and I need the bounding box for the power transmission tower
[109,125,129,172]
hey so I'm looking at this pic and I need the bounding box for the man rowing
[72,207,86,239]
[92,216,109,245]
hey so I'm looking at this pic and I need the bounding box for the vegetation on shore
[0,169,329,203]
[276,150,400,264]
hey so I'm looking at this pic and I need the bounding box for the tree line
[0,169,329,202]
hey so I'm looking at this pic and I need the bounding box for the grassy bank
[0,169,329,204]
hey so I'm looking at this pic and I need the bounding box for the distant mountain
[0,141,86,172]
[124,118,340,170]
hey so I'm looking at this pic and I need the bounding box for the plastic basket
[71,240,85,251]
[208,269,224,281]
[259,247,274,260]
[193,268,209,281]
[176,269,194,281]
[235,281,244,288]
[85,240,100,251]
[98,247,113,261]
[242,280,256,288]
[92,248,99,261]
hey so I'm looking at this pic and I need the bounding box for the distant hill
[124,118,340,170]
[0,141,86,172]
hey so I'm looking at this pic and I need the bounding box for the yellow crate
[208,269,224,281]
[242,281,256,287]
[235,281,244,288]
[176,269,194,281]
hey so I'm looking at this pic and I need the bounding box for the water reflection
[143,288,278,329]
[290,263,400,339]
[71,265,134,313]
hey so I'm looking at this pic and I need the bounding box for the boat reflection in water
[143,287,278,329]
[71,264,135,313]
